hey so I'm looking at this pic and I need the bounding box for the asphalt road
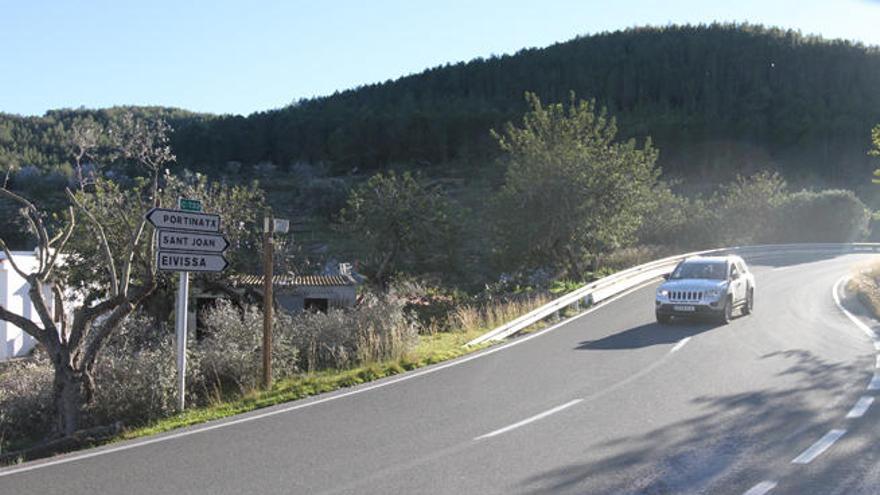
[2,251,879,495]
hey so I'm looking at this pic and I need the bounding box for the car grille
[670,291,703,302]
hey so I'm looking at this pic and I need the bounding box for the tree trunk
[52,364,87,437]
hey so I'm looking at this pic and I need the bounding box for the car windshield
[671,261,727,280]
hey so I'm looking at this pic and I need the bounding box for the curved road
[2,251,879,494]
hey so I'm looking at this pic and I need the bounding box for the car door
[729,262,746,303]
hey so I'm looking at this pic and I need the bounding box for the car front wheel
[719,296,733,324]
[742,288,754,315]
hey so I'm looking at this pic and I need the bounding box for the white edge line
[791,429,847,464]
[743,481,778,495]
[474,399,583,440]
[832,277,878,340]
[0,278,664,478]
[670,337,691,353]
[845,396,874,419]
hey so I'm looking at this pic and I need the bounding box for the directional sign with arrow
[146,208,221,233]
[158,229,230,253]
[157,251,229,272]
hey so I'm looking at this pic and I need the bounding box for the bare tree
[67,116,103,191]
[0,112,173,437]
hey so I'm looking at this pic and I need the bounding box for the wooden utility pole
[262,212,274,390]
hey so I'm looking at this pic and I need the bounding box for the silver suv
[655,255,755,324]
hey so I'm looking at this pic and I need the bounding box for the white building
[0,251,55,361]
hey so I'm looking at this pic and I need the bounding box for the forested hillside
[2,23,879,186]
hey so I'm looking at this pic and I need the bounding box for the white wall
[0,252,46,361]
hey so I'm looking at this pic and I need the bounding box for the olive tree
[0,112,172,437]
[490,92,660,277]
[339,171,459,288]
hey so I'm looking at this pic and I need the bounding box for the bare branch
[27,280,60,350]
[68,295,125,353]
[81,284,153,370]
[0,302,47,344]
[66,188,119,296]
[0,238,30,280]
[44,206,76,281]
[0,187,55,274]
[121,216,148,295]
[52,284,68,344]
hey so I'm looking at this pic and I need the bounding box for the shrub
[289,293,417,372]
[712,171,788,245]
[88,312,178,427]
[194,302,299,396]
[768,190,870,243]
[0,357,54,451]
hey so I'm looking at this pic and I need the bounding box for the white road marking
[875,355,880,369]
[670,337,691,353]
[791,429,847,464]
[743,480,778,495]
[0,277,665,478]
[868,374,880,391]
[474,399,583,440]
[874,341,880,351]
[846,396,874,419]
[832,277,878,340]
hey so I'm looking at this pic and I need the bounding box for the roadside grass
[121,329,490,441]
[848,262,880,319]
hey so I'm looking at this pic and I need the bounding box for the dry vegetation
[848,263,880,319]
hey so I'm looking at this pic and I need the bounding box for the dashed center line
[791,429,847,464]
[743,480,777,495]
[875,355,880,369]
[845,396,874,419]
[474,399,583,440]
[868,373,880,391]
[670,337,691,353]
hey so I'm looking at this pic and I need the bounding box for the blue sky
[1,0,878,117]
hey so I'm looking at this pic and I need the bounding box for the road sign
[157,251,229,272]
[178,198,202,212]
[158,229,229,253]
[153,203,228,411]
[146,208,220,233]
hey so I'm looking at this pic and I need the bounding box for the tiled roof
[232,274,357,287]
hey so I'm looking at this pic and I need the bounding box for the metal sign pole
[176,271,189,411]
[262,215,274,390]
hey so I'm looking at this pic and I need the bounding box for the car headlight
[657,289,669,297]
[706,289,723,299]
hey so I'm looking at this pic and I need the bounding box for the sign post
[147,198,228,411]
[175,271,188,411]
[261,214,289,390]
[262,214,274,390]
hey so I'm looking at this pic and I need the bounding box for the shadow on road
[575,320,720,350]
[516,347,873,495]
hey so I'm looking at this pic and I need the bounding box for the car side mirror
[662,273,670,280]
[730,272,740,281]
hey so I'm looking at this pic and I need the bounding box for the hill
[2,23,880,186]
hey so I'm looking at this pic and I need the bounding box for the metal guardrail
[466,243,880,346]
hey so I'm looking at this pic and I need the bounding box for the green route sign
[178,198,202,212]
